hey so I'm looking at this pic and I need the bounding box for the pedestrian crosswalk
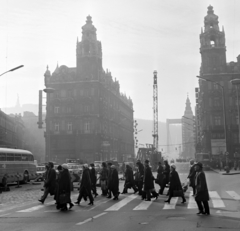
[2,190,240,215]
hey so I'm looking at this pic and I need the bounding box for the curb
[209,167,240,175]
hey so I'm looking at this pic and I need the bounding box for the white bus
[0,148,37,185]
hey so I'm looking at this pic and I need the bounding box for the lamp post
[0,65,24,77]
[230,79,240,143]
[196,76,228,155]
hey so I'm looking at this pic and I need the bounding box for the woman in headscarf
[56,164,74,211]
[164,164,186,204]
[75,164,94,205]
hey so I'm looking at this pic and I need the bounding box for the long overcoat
[90,167,97,185]
[143,165,154,191]
[110,168,119,195]
[168,170,182,197]
[187,165,196,187]
[56,169,71,204]
[80,168,92,193]
[195,171,209,201]
[125,167,134,188]
[44,168,56,195]
[156,164,164,185]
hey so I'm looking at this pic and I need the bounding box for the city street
[0,164,240,231]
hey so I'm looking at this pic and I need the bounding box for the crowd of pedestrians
[38,159,210,215]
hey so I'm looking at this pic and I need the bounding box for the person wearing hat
[122,164,138,194]
[135,160,144,195]
[187,159,196,196]
[165,164,186,204]
[194,162,210,215]
[75,164,94,205]
[143,160,158,201]
[89,163,98,198]
[38,162,56,204]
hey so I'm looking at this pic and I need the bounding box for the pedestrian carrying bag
[173,189,184,197]
[59,193,70,204]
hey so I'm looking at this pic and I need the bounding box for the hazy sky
[0,0,240,121]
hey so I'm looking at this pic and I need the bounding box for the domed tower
[76,16,102,80]
[200,6,226,75]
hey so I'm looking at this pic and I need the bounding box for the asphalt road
[0,163,240,231]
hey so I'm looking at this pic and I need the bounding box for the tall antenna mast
[153,70,158,152]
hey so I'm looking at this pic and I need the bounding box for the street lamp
[196,76,228,154]
[230,79,240,143]
[0,65,24,77]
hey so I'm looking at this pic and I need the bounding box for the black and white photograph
[0,0,240,230]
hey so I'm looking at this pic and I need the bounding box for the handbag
[173,189,184,197]
[59,192,70,204]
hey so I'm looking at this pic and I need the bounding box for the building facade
[44,16,134,164]
[0,110,25,149]
[196,6,240,159]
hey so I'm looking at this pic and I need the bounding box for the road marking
[226,191,240,200]
[87,198,112,211]
[76,212,107,225]
[209,191,225,208]
[105,195,138,211]
[163,197,178,209]
[133,200,152,210]
[187,191,198,209]
[17,205,44,212]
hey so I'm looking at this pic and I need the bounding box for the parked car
[35,166,46,182]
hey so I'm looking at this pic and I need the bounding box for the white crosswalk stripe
[105,194,138,211]
[133,200,152,210]
[163,197,178,210]
[209,191,225,208]
[187,191,198,209]
[226,191,240,200]
[18,205,44,212]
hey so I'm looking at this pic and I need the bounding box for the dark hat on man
[195,162,203,168]
[145,159,149,164]
[90,163,95,167]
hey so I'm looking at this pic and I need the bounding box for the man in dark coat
[39,162,56,204]
[107,162,113,198]
[135,160,144,195]
[187,159,196,196]
[194,162,210,215]
[56,164,74,211]
[109,165,119,200]
[122,165,138,194]
[156,161,164,194]
[164,164,186,204]
[159,160,170,195]
[143,160,155,201]
[90,163,98,197]
[75,164,94,205]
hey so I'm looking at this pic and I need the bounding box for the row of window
[0,153,34,161]
[209,98,240,107]
[52,88,96,99]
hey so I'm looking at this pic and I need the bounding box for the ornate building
[44,16,134,164]
[182,96,195,159]
[196,6,240,158]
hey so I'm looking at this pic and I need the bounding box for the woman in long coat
[122,165,138,194]
[194,162,210,215]
[75,164,94,205]
[165,164,186,204]
[159,160,170,195]
[187,159,196,195]
[56,164,74,211]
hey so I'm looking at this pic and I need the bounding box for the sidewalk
[210,167,240,175]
